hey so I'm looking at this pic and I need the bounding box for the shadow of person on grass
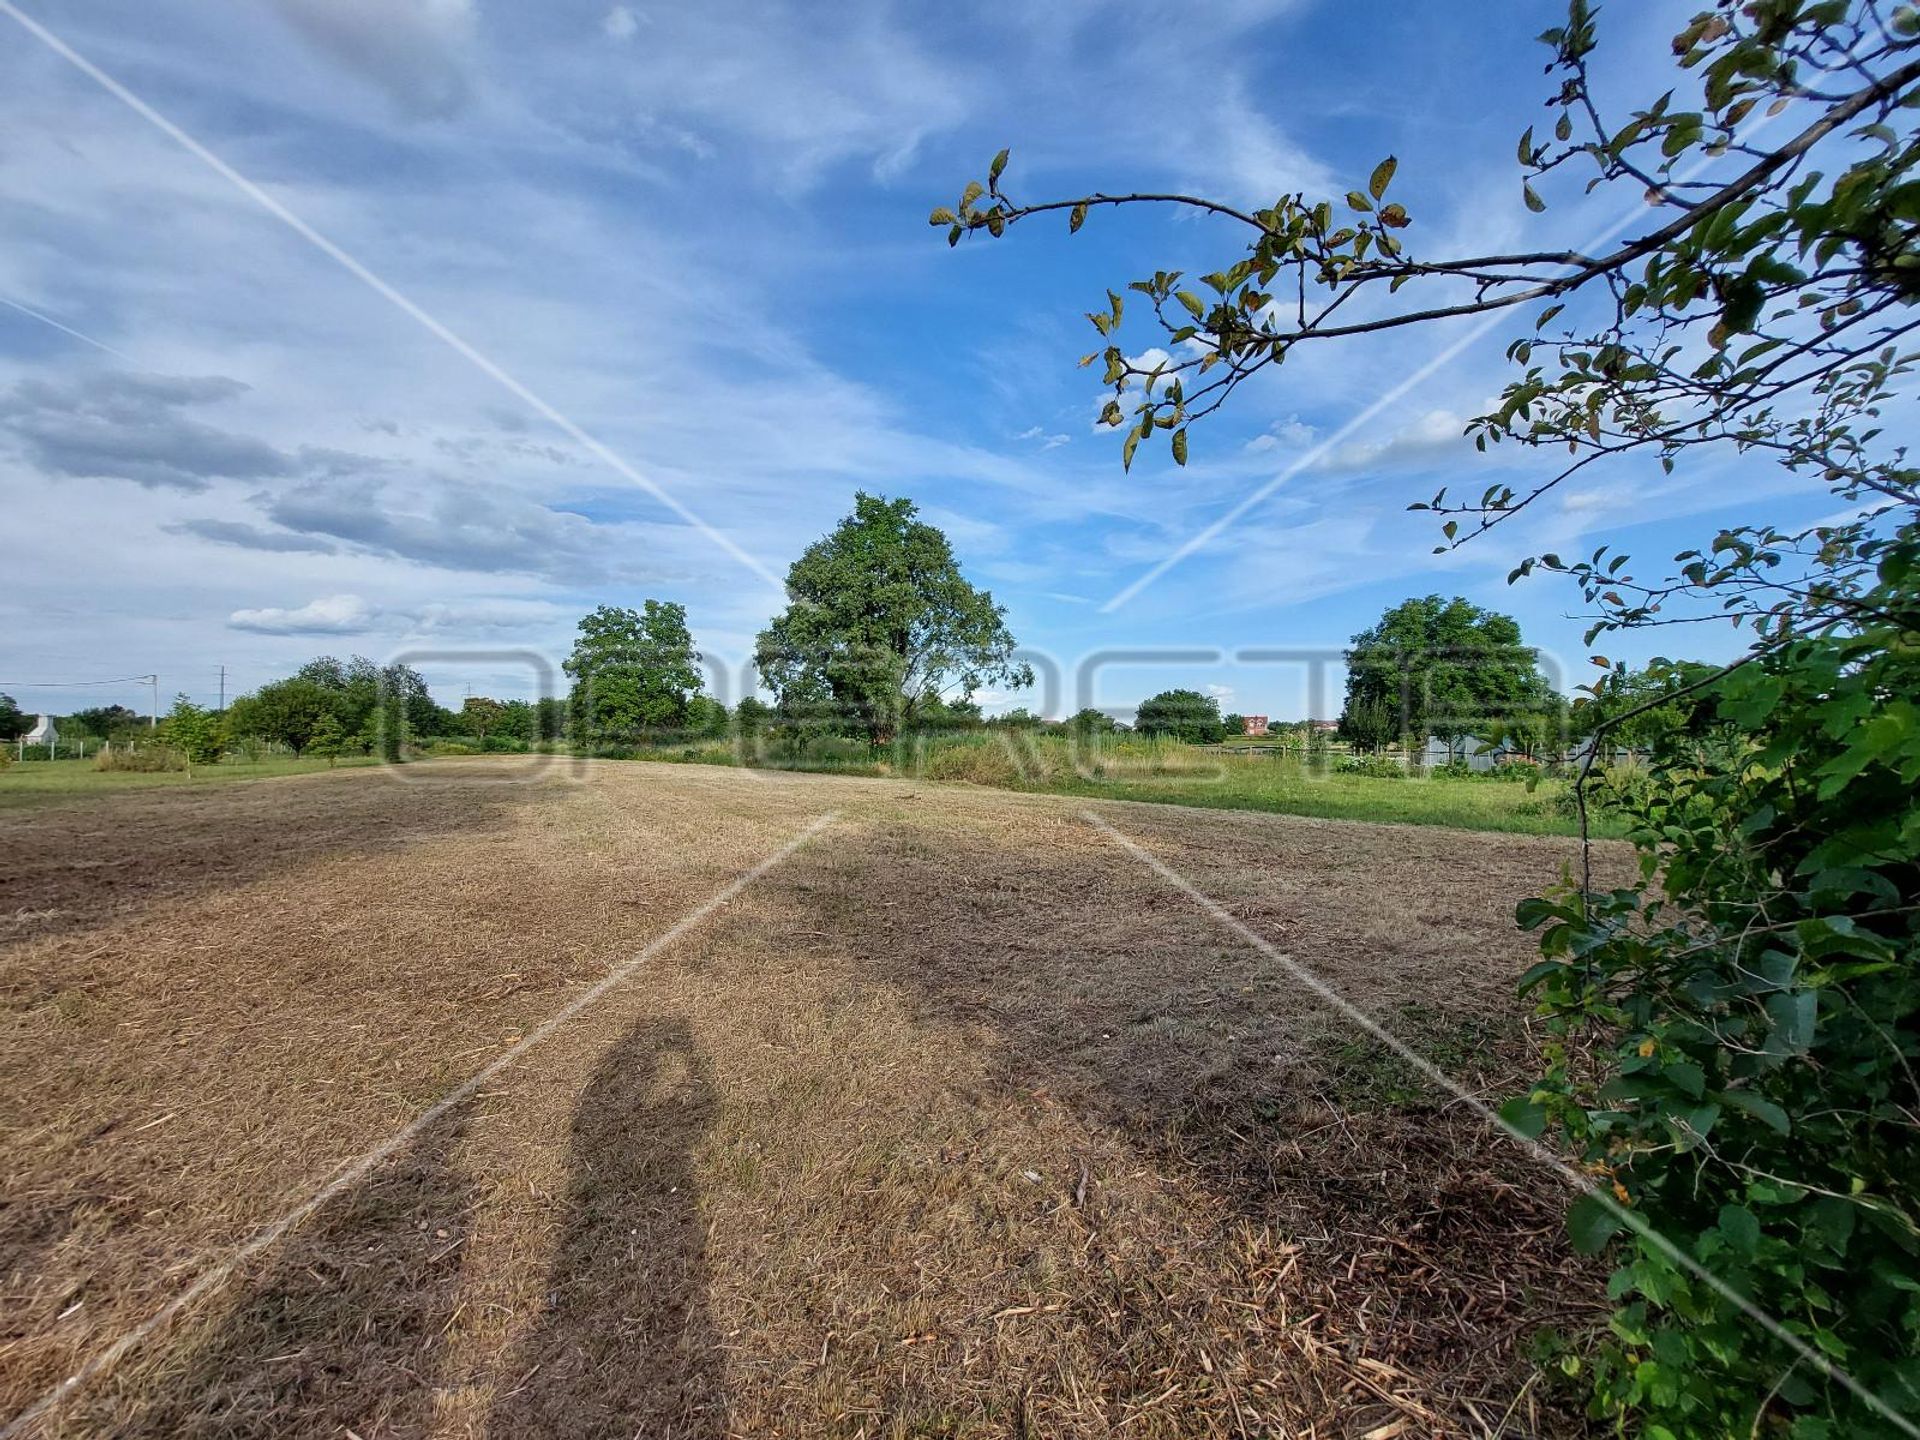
[487,1017,725,1440]
[82,1103,479,1439]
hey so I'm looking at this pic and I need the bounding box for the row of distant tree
[1334,594,1713,757]
[3,497,1708,763]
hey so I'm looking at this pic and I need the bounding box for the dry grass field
[1,758,1617,1438]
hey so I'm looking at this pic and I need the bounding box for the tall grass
[620,730,1609,837]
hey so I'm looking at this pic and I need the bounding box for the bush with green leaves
[1516,537,1920,1434]
[1333,754,1407,780]
[94,745,186,773]
[161,694,223,767]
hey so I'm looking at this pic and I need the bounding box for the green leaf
[959,180,984,210]
[1369,155,1397,200]
[1662,1060,1705,1099]
[1764,991,1816,1057]
[1175,290,1206,320]
[1171,428,1188,466]
[1720,1089,1790,1135]
[988,148,1009,186]
[1498,1095,1548,1139]
[1568,1190,1625,1254]
[928,206,956,226]
[1523,183,1546,213]
[1122,428,1140,471]
[1517,125,1535,165]
[1345,190,1373,213]
[1718,1203,1760,1255]
[1517,958,1563,992]
[1069,202,1088,234]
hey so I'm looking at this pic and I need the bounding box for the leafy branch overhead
[938,1,1920,631]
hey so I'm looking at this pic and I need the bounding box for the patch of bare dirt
[0,761,1622,1438]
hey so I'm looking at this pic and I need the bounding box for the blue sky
[0,0,1841,721]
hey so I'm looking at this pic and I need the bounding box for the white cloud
[1317,408,1476,476]
[603,6,640,41]
[228,594,377,635]
[1244,417,1316,454]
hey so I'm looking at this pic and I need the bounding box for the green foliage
[307,714,347,766]
[754,493,1032,744]
[67,704,142,740]
[1519,537,1920,1435]
[461,696,508,742]
[225,677,337,756]
[1334,754,1406,779]
[683,693,729,740]
[1575,660,1722,749]
[1339,595,1559,748]
[0,694,26,743]
[161,694,223,766]
[987,706,1043,728]
[1066,706,1119,735]
[223,656,430,760]
[93,744,186,773]
[565,601,704,744]
[1133,688,1222,743]
[733,695,774,741]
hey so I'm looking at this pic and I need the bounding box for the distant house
[1308,719,1339,733]
[23,714,57,749]
[1241,714,1269,737]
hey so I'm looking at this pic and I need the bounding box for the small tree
[307,714,346,767]
[733,695,772,739]
[462,696,507,744]
[1066,706,1118,735]
[162,694,223,766]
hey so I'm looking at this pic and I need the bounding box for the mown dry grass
[1,759,1620,1437]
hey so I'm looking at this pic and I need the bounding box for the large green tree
[565,602,703,744]
[1133,688,1222,743]
[225,677,338,756]
[755,494,1032,745]
[942,5,1920,1433]
[1339,595,1558,750]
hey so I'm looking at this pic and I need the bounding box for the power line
[0,674,155,687]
